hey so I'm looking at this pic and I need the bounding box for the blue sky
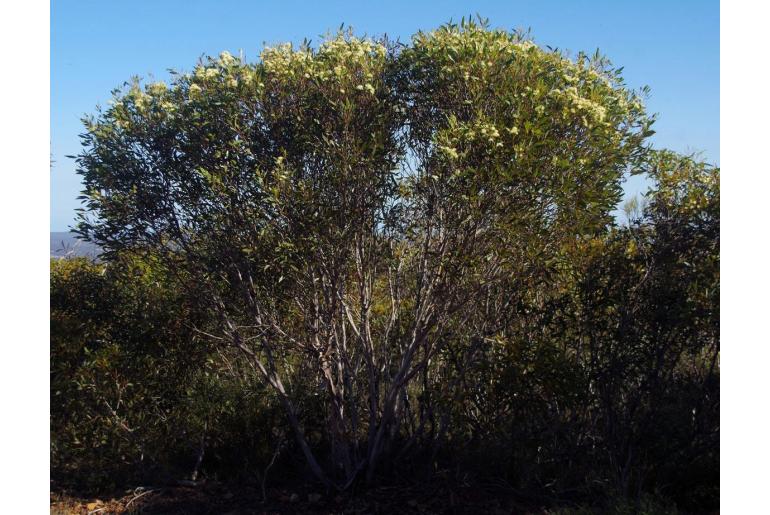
[51,0,719,230]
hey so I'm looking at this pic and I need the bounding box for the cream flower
[148,82,167,95]
[219,51,235,66]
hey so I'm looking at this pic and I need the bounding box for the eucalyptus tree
[75,20,653,487]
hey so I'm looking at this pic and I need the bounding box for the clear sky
[51,0,719,231]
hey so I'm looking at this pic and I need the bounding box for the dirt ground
[50,480,549,514]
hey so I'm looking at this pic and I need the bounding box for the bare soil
[50,480,547,514]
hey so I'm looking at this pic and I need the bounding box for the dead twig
[125,488,155,508]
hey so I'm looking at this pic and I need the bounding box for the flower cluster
[436,116,518,161]
[260,35,386,96]
[549,86,608,126]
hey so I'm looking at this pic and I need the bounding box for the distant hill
[50,232,101,259]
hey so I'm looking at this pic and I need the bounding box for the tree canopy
[70,20,716,500]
